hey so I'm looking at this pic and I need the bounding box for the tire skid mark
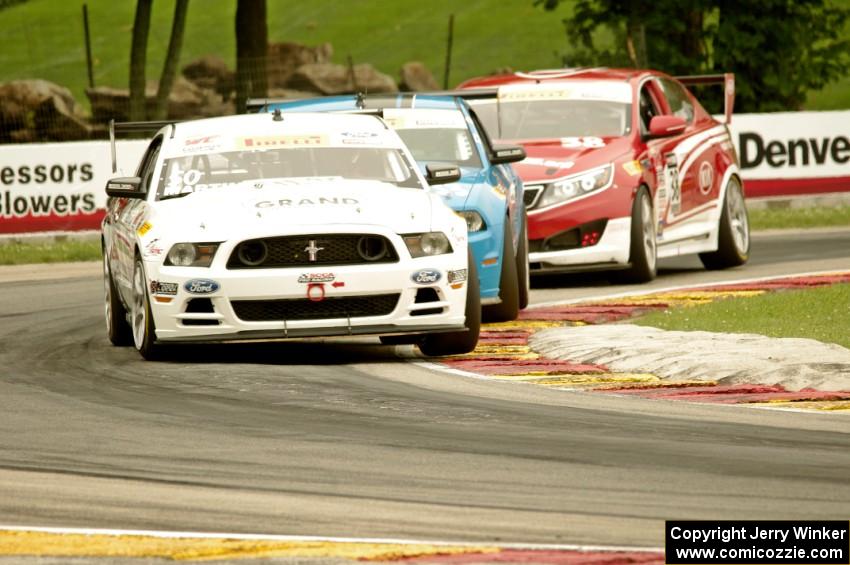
[440,273,850,412]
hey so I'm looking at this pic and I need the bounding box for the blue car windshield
[395,128,482,169]
[472,99,632,140]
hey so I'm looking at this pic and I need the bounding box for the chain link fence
[0,5,453,145]
[0,2,548,144]
[0,48,451,144]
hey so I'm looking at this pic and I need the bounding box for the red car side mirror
[648,115,687,138]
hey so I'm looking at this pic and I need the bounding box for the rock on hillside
[267,42,333,89]
[400,62,439,91]
[287,62,398,95]
[86,76,232,123]
[0,79,90,141]
[182,54,235,99]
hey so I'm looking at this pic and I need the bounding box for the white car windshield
[472,99,631,140]
[156,146,424,200]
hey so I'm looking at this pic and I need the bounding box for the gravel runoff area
[530,324,850,392]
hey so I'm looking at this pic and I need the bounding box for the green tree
[539,0,850,112]
[713,0,850,111]
[543,0,710,72]
[235,0,268,114]
[153,0,190,120]
[128,0,153,121]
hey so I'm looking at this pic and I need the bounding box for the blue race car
[255,94,529,322]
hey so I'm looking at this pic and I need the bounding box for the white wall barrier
[0,110,848,235]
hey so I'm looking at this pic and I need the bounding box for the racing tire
[614,187,657,284]
[103,252,133,346]
[418,250,481,357]
[131,255,163,360]
[482,220,520,323]
[515,209,530,310]
[699,177,750,270]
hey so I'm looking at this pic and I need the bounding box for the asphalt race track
[0,229,848,548]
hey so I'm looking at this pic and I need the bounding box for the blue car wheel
[516,210,530,310]
[482,220,519,323]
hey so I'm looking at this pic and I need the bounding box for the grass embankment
[0,0,574,113]
[0,240,100,265]
[748,206,850,230]
[0,0,847,113]
[634,283,850,349]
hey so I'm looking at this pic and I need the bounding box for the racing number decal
[561,136,606,148]
[654,164,668,237]
[164,164,203,196]
[664,153,681,217]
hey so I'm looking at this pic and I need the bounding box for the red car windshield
[471,99,631,140]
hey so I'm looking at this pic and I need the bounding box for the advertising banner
[1,110,849,235]
[0,140,147,234]
[728,110,850,198]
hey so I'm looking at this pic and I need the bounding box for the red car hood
[511,136,632,183]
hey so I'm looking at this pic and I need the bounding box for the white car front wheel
[131,256,162,360]
[104,253,132,346]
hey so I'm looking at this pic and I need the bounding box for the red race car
[458,68,749,282]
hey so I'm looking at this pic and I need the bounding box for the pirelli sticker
[499,82,632,104]
[238,135,327,149]
[499,88,572,102]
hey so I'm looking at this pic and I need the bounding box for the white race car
[102,112,479,360]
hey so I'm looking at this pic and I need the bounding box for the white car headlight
[165,242,220,267]
[458,211,486,232]
[536,164,614,209]
[403,232,453,258]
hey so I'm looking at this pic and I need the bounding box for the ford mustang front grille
[231,293,401,321]
[227,234,399,269]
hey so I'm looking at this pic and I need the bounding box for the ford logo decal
[411,269,441,284]
[184,279,220,294]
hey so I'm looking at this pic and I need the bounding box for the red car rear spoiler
[675,73,735,124]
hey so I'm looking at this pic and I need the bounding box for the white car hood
[154,179,434,239]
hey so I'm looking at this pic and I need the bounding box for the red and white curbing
[423,271,850,412]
